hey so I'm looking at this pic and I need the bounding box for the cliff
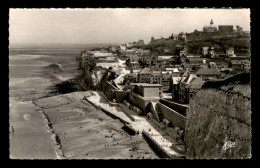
[184,73,251,159]
[81,62,118,91]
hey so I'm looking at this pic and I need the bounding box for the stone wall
[184,86,251,159]
[156,102,186,130]
[102,81,118,100]
[159,99,187,116]
[149,102,160,121]
[126,92,149,113]
[114,90,128,103]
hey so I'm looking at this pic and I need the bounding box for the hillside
[184,73,251,159]
[142,36,250,56]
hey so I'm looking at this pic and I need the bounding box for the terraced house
[178,74,204,104]
[195,67,220,81]
[231,60,251,73]
[138,67,162,85]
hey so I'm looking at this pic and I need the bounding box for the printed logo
[223,141,236,150]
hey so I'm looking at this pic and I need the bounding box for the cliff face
[82,64,117,91]
[184,73,251,159]
[83,65,107,90]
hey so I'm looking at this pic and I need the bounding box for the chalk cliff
[82,64,117,91]
[184,73,251,159]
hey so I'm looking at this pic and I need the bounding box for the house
[126,55,141,69]
[179,74,204,104]
[138,40,145,45]
[226,47,235,57]
[172,68,180,77]
[209,62,217,69]
[195,67,221,81]
[161,72,172,91]
[141,54,157,66]
[108,46,117,53]
[123,73,138,84]
[180,50,187,57]
[236,25,243,32]
[129,54,139,62]
[178,32,187,41]
[183,63,191,69]
[165,68,180,77]
[119,45,127,53]
[218,25,234,33]
[134,49,150,57]
[231,60,251,73]
[216,61,230,70]
[170,77,182,100]
[173,34,178,40]
[182,68,191,77]
[138,67,162,85]
[126,43,134,49]
[202,46,214,58]
[202,47,209,56]
[125,49,137,56]
[129,61,140,69]
[157,56,174,62]
[180,55,186,64]
[130,83,162,98]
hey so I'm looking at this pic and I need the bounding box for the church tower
[210,19,214,26]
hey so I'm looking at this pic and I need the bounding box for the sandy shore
[9,53,78,159]
[33,91,159,159]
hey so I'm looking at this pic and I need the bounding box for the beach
[9,46,81,159]
[9,45,159,159]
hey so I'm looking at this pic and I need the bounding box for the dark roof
[187,78,204,89]
[130,83,162,87]
[126,73,137,78]
[231,60,250,64]
[195,68,220,75]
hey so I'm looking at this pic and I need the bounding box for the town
[78,19,251,158]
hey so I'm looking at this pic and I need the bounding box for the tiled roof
[126,43,133,48]
[140,68,151,74]
[231,60,250,64]
[126,73,137,78]
[130,83,162,87]
[92,52,114,57]
[195,67,220,75]
[182,74,198,84]
[182,76,204,89]
[172,77,182,85]
[158,56,173,61]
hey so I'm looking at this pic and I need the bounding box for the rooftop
[172,77,182,85]
[126,73,137,78]
[182,74,198,84]
[231,60,250,64]
[140,68,152,74]
[166,68,179,73]
[130,83,162,87]
[195,67,220,75]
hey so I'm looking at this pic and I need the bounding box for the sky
[9,8,250,45]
